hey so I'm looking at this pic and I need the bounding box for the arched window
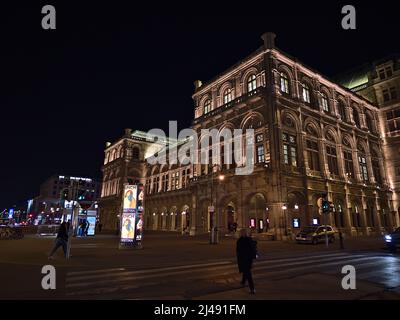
[247,74,257,92]
[301,83,311,104]
[280,72,290,94]
[320,92,330,112]
[338,101,347,122]
[132,147,140,160]
[223,88,233,104]
[353,108,361,128]
[204,99,212,114]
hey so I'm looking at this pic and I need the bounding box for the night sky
[0,1,398,209]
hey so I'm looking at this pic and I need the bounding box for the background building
[338,54,400,229]
[99,33,399,239]
[30,174,101,225]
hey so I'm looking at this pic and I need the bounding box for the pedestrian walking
[48,221,69,259]
[236,228,257,294]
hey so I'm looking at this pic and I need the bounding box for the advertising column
[119,184,144,249]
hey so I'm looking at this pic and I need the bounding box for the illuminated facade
[339,54,400,230]
[99,33,399,239]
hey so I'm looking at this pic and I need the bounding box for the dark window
[306,140,320,171]
[390,87,398,100]
[326,145,339,175]
[379,69,386,80]
[338,101,347,122]
[352,207,362,227]
[132,147,140,160]
[353,108,361,128]
[343,151,354,178]
[372,159,382,185]
[383,89,390,102]
[385,66,393,78]
[365,113,374,132]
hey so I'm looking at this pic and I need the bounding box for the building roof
[334,63,371,91]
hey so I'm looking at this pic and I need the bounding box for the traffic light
[77,189,87,201]
[61,188,69,201]
[322,200,330,213]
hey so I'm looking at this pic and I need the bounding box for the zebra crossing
[65,251,400,298]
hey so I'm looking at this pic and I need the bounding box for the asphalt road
[0,231,399,300]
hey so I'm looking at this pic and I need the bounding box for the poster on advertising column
[119,184,144,249]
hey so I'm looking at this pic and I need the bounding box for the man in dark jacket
[48,221,69,259]
[236,228,256,294]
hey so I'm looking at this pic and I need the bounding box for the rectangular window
[321,96,329,112]
[256,134,263,143]
[385,66,393,78]
[290,147,297,167]
[302,86,311,104]
[282,133,297,167]
[283,144,289,165]
[256,145,265,163]
[390,87,398,100]
[359,156,369,182]
[343,151,354,178]
[383,89,390,102]
[379,69,386,80]
[306,140,320,171]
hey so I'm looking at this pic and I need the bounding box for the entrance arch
[180,205,190,233]
[248,193,267,233]
[169,206,178,231]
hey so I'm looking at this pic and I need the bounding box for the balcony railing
[194,87,264,124]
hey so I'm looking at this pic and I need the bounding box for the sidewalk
[195,273,400,300]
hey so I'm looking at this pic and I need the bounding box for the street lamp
[282,205,288,237]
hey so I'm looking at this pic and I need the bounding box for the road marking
[68,268,126,276]
[65,252,398,297]
[66,261,233,283]
[66,253,367,289]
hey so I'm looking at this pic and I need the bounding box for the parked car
[296,225,336,244]
[384,227,400,253]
